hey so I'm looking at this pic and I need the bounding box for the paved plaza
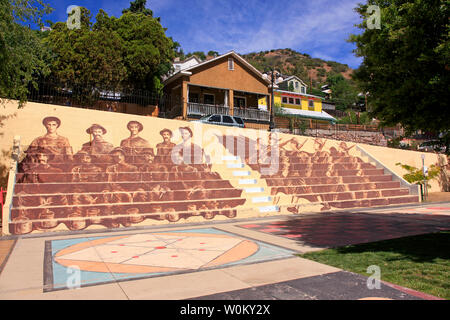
[0,202,449,300]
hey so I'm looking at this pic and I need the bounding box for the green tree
[45,8,126,91]
[45,5,175,93]
[288,82,295,92]
[326,73,360,111]
[349,0,449,134]
[207,50,219,57]
[122,0,153,16]
[0,0,53,106]
[186,51,206,61]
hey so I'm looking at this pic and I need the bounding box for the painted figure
[175,126,205,165]
[120,121,154,164]
[71,151,103,182]
[19,149,63,183]
[156,129,176,164]
[26,116,73,164]
[81,124,114,160]
[106,147,139,182]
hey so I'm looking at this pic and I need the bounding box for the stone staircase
[10,154,247,235]
[3,120,420,236]
[220,135,419,214]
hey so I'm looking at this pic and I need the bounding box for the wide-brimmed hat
[159,128,173,136]
[42,117,61,128]
[179,126,193,137]
[127,121,143,132]
[27,147,55,160]
[86,124,107,135]
[74,150,96,161]
[110,147,126,156]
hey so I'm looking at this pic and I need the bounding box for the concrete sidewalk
[0,202,448,300]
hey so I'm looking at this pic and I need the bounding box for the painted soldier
[81,124,114,161]
[106,147,139,182]
[120,121,154,164]
[155,129,176,164]
[25,116,73,167]
[71,151,103,183]
[19,149,64,183]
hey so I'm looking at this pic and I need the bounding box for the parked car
[417,140,447,153]
[194,114,245,128]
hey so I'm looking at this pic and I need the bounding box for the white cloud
[167,0,362,67]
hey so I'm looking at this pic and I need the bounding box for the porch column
[224,89,228,107]
[229,89,234,116]
[182,80,188,120]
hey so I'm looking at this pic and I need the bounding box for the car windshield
[200,115,211,120]
[421,141,440,146]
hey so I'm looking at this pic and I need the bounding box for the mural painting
[11,118,244,235]
[5,110,419,236]
[219,134,413,214]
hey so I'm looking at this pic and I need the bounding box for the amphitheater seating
[221,135,418,213]
[6,121,419,236]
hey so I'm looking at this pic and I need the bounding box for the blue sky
[38,0,364,69]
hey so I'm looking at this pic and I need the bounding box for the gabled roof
[164,51,272,85]
[173,56,202,69]
[277,75,308,87]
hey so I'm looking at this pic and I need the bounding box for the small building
[276,75,308,94]
[162,51,272,129]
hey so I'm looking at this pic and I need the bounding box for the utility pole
[269,69,275,132]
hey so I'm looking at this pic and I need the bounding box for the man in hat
[106,147,139,182]
[120,121,154,164]
[71,151,104,182]
[81,124,114,159]
[20,148,60,181]
[26,117,73,164]
[155,128,176,164]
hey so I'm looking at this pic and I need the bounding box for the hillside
[241,48,353,88]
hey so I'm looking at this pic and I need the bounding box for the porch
[187,102,270,122]
[186,85,270,122]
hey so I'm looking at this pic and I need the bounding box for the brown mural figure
[175,126,205,165]
[71,151,104,182]
[19,150,64,183]
[27,117,73,163]
[81,124,114,162]
[120,121,154,164]
[106,147,138,182]
[279,137,310,161]
[155,129,176,164]
[105,147,140,227]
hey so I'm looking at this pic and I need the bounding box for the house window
[295,98,301,105]
[289,98,294,104]
[308,100,314,108]
[189,92,199,103]
[295,82,299,89]
[282,97,288,104]
[228,58,234,70]
[301,87,306,94]
[204,94,215,105]
[234,96,246,108]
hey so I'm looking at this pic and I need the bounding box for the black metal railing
[23,81,173,117]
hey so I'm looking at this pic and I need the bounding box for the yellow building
[258,89,336,124]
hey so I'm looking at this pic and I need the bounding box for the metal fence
[24,81,173,117]
[187,103,230,116]
[233,108,270,122]
[187,103,270,122]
